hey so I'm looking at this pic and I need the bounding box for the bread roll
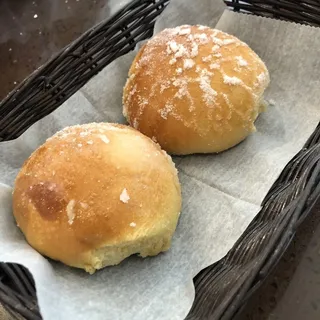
[123,25,270,155]
[13,123,181,273]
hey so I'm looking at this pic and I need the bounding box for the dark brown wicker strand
[186,137,320,319]
[0,0,169,142]
[1,0,320,319]
[225,0,320,25]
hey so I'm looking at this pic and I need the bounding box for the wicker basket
[0,0,319,319]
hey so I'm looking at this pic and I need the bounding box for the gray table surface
[0,0,319,319]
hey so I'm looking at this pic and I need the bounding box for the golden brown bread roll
[13,123,181,273]
[123,25,270,155]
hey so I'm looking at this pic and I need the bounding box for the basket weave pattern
[0,0,320,319]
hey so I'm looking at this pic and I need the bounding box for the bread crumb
[78,143,82,147]
[169,58,177,65]
[129,222,136,227]
[120,188,130,203]
[67,200,76,225]
[87,140,93,145]
[268,99,276,106]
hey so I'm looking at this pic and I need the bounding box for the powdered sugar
[194,33,209,44]
[138,97,149,111]
[222,93,234,120]
[178,28,191,35]
[223,75,242,85]
[175,45,188,58]
[80,202,88,209]
[168,41,179,53]
[187,34,194,42]
[120,188,130,203]
[98,134,110,144]
[190,42,199,57]
[202,55,212,63]
[183,59,195,69]
[209,63,220,70]
[160,81,171,93]
[257,72,267,84]
[212,45,220,52]
[159,103,174,120]
[174,86,188,100]
[197,25,208,30]
[66,200,76,225]
[198,75,217,106]
[236,56,248,67]
[48,123,128,145]
[211,36,224,46]
[222,39,236,45]
[167,41,188,59]
[197,67,213,77]
[129,84,137,97]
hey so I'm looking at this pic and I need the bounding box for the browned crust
[13,123,181,270]
[123,25,270,155]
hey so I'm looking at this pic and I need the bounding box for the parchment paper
[1,0,320,319]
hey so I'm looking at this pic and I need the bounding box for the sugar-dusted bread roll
[123,25,270,155]
[13,123,181,273]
